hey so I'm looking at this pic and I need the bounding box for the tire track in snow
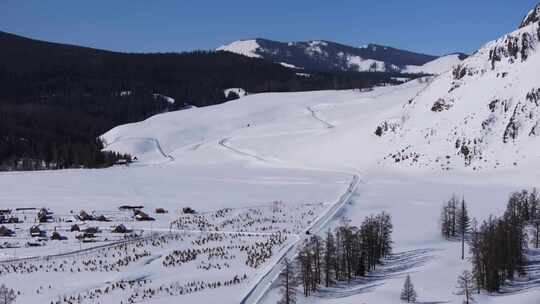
[103,136,174,162]
[150,138,175,162]
[218,137,270,163]
[307,106,335,129]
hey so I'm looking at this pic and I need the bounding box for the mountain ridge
[218,38,467,74]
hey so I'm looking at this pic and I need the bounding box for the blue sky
[1,1,538,55]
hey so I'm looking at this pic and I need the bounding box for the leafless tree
[456,270,475,304]
[278,258,298,304]
[0,284,16,304]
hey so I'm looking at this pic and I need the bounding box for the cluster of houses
[0,207,53,224]
[0,225,14,237]
[37,208,53,223]
[0,209,19,224]
[118,205,156,221]
[77,206,156,223]
[0,204,163,246]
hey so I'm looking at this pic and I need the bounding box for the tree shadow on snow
[315,248,439,299]
[498,248,540,295]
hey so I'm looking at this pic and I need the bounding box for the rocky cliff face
[378,3,540,171]
[520,3,540,28]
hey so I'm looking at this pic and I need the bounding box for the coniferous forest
[291,212,393,298]
[439,189,540,294]
[0,31,416,171]
[469,189,539,292]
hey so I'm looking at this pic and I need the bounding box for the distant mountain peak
[217,39,262,58]
[217,38,462,75]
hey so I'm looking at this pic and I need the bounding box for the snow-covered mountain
[378,3,540,171]
[217,38,466,75]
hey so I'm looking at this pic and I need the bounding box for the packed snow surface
[404,53,463,75]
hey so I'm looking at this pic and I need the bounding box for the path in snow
[104,136,174,162]
[218,137,270,163]
[307,106,335,129]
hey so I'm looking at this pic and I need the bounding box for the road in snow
[214,100,359,304]
[240,175,359,304]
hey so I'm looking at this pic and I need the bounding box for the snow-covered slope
[217,38,448,74]
[377,8,540,171]
[404,53,464,75]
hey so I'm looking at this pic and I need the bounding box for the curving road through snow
[213,105,360,304]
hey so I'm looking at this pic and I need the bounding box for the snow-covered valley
[2,4,540,304]
[2,77,540,303]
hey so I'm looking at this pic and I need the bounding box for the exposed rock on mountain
[380,5,540,171]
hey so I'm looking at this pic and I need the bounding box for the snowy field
[1,76,540,303]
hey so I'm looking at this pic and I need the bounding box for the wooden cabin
[70,224,81,232]
[155,208,168,214]
[96,215,110,222]
[119,205,144,211]
[5,217,19,224]
[51,231,64,240]
[134,210,155,221]
[76,232,96,240]
[37,208,52,223]
[182,207,196,214]
[84,227,100,234]
[0,225,14,237]
[111,224,129,233]
[78,210,94,221]
[30,225,44,237]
